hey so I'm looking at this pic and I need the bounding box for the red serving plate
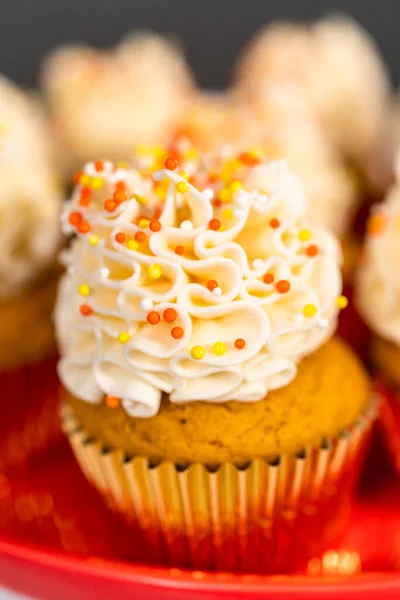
[0,431,400,600]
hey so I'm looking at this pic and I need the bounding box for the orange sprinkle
[165,157,178,170]
[171,326,184,339]
[105,395,119,408]
[72,170,83,185]
[80,304,92,316]
[104,199,117,212]
[149,220,162,232]
[114,189,127,203]
[367,214,385,236]
[213,198,222,208]
[276,280,291,294]
[147,311,160,325]
[116,181,126,190]
[207,280,218,291]
[239,151,260,166]
[207,172,219,183]
[163,308,177,323]
[115,232,126,243]
[263,273,275,284]
[234,338,246,350]
[134,231,146,243]
[79,186,92,207]
[68,211,82,226]
[78,220,90,234]
[209,219,221,231]
[94,160,104,172]
[175,245,184,256]
[306,244,319,257]
[154,207,163,220]
[269,218,280,229]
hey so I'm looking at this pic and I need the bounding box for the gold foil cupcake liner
[61,396,378,573]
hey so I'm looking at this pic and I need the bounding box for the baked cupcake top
[234,16,390,165]
[0,75,61,299]
[41,34,194,171]
[56,145,344,417]
[357,155,400,345]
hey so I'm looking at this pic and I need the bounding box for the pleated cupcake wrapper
[0,355,62,472]
[374,377,400,476]
[61,397,378,573]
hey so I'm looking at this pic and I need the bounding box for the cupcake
[356,156,400,473]
[234,16,390,181]
[0,76,63,470]
[58,146,374,573]
[41,33,194,174]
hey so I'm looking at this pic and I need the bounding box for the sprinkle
[153,207,163,219]
[263,273,274,284]
[212,341,226,356]
[175,245,185,255]
[276,280,291,294]
[209,218,221,231]
[115,232,126,244]
[89,235,99,246]
[94,160,104,172]
[105,395,120,408]
[68,211,82,226]
[222,209,234,220]
[213,287,222,296]
[127,240,139,251]
[80,304,92,316]
[80,174,91,186]
[148,264,162,279]
[207,280,218,291]
[180,220,193,230]
[298,229,312,242]
[149,220,162,232]
[114,189,127,203]
[180,171,189,180]
[306,244,319,257]
[336,295,348,310]
[235,191,248,206]
[153,170,164,181]
[139,298,153,312]
[269,218,280,229]
[230,180,243,193]
[133,194,147,206]
[303,304,317,317]
[235,338,246,350]
[138,218,149,229]
[239,151,260,166]
[79,187,92,207]
[100,267,110,278]
[118,332,131,344]
[176,181,188,194]
[134,231,146,243]
[163,308,177,323]
[191,345,205,360]
[78,284,90,297]
[367,215,385,236]
[104,199,117,212]
[147,311,160,325]
[116,181,126,190]
[171,326,184,339]
[165,157,178,170]
[72,170,83,185]
[219,189,230,203]
[253,259,263,270]
[78,220,91,234]
[91,178,104,190]
[203,188,214,200]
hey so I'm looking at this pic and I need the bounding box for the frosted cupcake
[234,16,390,178]
[41,33,194,173]
[58,146,374,573]
[0,76,62,470]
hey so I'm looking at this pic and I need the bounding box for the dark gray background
[1,0,399,89]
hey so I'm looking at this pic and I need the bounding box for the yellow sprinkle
[184,148,198,160]
[336,295,348,310]
[133,195,147,205]
[219,225,226,232]
[148,264,162,279]
[222,208,234,220]
[118,332,131,344]
[212,341,226,356]
[88,235,99,246]
[303,304,317,318]
[176,181,188,194]
[219,188,230,203]
[91,177,104,190]
[127,240,139,251]
[180,171,189,180]
[298,229,312,242]
[229,180,243,193]
[80,174,90,186]
[191,345,205,360]
[78,284,90,297]
[116,162,129,169]
[138,219,150,229]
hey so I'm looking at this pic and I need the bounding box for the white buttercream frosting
[357,155,400,345]
[56,146,343,417]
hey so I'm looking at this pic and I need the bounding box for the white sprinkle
[180,220,193,230]
[100,267,110,278]
[234,191,248,206]
[203,188,214,201]
[153,170,165,182]
[318,318,329,329]
[213,287,222,296]
[252,259,264,270]
[139,298,153,312]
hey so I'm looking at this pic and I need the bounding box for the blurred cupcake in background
[41,33,195,174]
[234,16,391,192]
[59,144,374,573]
[0,75,63,470]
